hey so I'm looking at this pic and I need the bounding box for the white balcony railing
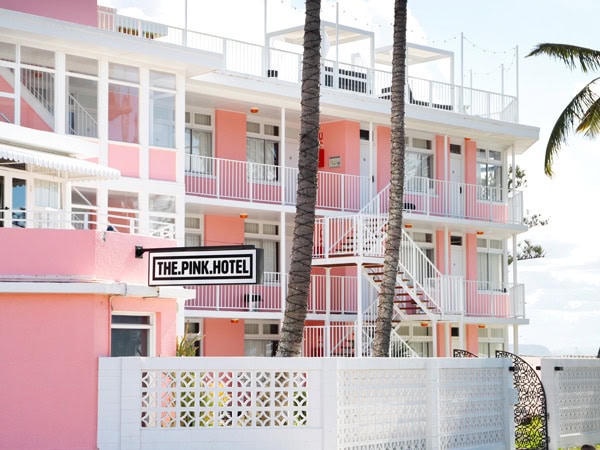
[2,206,176,239]
[97,9,519,123]
[185,155,370,212]
[361,177,524,226]
[464,280,525,319]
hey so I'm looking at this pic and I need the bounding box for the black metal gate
[496,350,548,450]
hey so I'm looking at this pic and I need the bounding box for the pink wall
[204,215,245,247]
[0,0,98,26]
[0,293,176,450]
[435,229,447,274]
[149,147,177,181]
[215,110,246,160]
[464,138,477,185]
[0,229,172,284]
[436,323,447,357]
[108,143,140,178]
[435,135,447,181]
[376,126,391,191]
[465,233,478,282]
[465,324,479,355]
[319,121,360,175]
[203,318,245,356]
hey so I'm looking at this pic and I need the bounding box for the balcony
[97,9,519,123]
[185,155,370,212]
[186,156,524,224]
[0,206,176,239]
[183,272,525,321]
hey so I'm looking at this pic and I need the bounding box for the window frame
[110,312,155,357]
[246,120,280,183]
[404,135,434,193]
[476,148,504,202]
[184,110,213,175]
[476,237,505,290]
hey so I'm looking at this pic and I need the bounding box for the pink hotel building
[0,1,539,448]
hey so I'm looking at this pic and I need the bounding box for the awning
[0,144,120,181]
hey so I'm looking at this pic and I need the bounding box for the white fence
[542,358,600,449]
[98,356,516,450]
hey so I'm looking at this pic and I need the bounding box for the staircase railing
[68,93,98,137]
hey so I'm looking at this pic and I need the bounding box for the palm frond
[545,81,597,176]
[527,43,600,73]
[576,81,600,137]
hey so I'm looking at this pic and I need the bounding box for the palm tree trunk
[372,0,407,357]
[277,0,321,357]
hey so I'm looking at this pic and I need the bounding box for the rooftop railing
[97,8,519,123]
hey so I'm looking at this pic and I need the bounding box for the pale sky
[102,0,600,356]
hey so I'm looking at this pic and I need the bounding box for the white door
[449,155,464,217]
[450,235,465,277]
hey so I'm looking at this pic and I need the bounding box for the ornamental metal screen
[496,350,548,450]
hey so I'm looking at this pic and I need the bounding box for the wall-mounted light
[230,319,240,324]
[240,213,248,219]
[250,107,259,114]
[478,324,486,329]
[476,230,484,235]
[404,224,413,229]
[420,322,428,327]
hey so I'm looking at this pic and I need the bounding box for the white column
[279,107,287,315]
[355,263,363,357]
[55,52,66,134]
[325,267,331,357]
[513,324,519,355]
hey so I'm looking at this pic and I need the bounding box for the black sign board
[138,245,264,286]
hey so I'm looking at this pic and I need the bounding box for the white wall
[98,356,515,450]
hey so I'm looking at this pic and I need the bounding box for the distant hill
[510,344,552,356]
[511,344,599,357]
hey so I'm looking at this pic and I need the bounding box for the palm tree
[372,0,407,357]
[527,44,600,176]
[277,0,321,357]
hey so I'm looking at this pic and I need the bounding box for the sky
[102,0,600,356]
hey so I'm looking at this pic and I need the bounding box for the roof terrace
[97,6,518,123]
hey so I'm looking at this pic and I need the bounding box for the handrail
[68,93,98,137]
[360,177,524,225]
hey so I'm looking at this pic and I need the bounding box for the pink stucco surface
[149,147,177,181]
[0,0,98,26]
[0,229,178,449]
[0,229,172,283]
[215,110,246,160]
[108,142,140,178]
[0,293,177,449]
[203,318,245,356]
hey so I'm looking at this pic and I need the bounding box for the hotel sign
[139,245,263,286]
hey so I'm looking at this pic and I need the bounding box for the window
[66,55,98,138]
[185,215,203,247]
[477,148,503,202]
[111,314,153,356]
[108,63,139,143]
[404,136,433,192]
[245,221,279,281]
[247,121,280,182]
[149,194,176,238]
[185,112,213,174]
[21,46,55,132]
[244,320,280,356]
[478,327,504,357]
[477,238,504,290]
[149,70,176,148]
